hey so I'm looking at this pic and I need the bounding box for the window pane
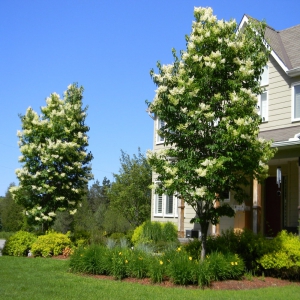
[157,119,165,142]
[156,195,162,214]
[260,65,268,86]
[166,195,173,214]
[261,92,267,121]
[294,85,300,119]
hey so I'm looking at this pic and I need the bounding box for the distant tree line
[0,149,152,236]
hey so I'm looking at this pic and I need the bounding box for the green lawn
[1,256,300,300]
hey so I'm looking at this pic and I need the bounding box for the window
[156,119,165,143]
[220,190,230,202]
[257,91,268,122]
[154,193,177,217]
[155,194,163,215]
[165,195,174,215]
[292,83,300,121]
[260,65,269,86]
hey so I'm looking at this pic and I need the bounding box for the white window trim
[223,191,230,203]
[154,194,163,216]
[154,192,178,218]
[260,65,269,87]
[156,118,165,144]
[257,90,268,122]
[291,82,300,122]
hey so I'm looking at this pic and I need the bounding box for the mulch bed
[51,256,300,290]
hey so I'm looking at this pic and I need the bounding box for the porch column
[178,198,185,238]
[253,179,262,234]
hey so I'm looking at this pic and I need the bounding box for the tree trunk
[200,222,209,261]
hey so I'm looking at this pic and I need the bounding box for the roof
[239,15,300,72]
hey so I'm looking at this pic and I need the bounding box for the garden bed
[86,273,300,290]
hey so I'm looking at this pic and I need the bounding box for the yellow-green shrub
[3,231,37,256]
[258,230,300,279]
[31,231,72,257]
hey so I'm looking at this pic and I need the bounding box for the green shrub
[206,229,274,271]
[206,252,245,281]
[258,230,300,279]
[110,232,125,241]
[196,259,212,287]
[148,255,166,283]
[166,246,196,285]
[126,250,149,279]
[132,221,178,252]
[31,231,72,257]
[0,231,15,240]
[110,248,130,280]
[70,244,110,275]
[183,238,201,260]
[3,231,37,256]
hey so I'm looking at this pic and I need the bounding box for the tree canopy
[108,149,152,227]
[10,83,93,230]
[146,7,276,259]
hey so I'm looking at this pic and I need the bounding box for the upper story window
[292,83,300,122]
[260,65,269,87]
[156,119,165,144]
[219,190,230,203]
[258,91,268,122]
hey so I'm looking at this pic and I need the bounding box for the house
[150,15,300,237]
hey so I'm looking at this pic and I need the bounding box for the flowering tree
[10,84,93,230]
[146,7,276,260]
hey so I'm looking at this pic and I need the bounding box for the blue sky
[1,0,300,196]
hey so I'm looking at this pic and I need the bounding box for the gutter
[272,140,300,148]
[286,67,300,77]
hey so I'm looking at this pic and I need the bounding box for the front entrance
[264,177,283,236]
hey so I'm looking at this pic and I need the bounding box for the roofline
[272,140,300,148]
[238,15,289,73]
[286,67,300,77]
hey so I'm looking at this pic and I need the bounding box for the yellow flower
[119,252,122,255]
[231,262,234,265]
[235,262,238,265]
[159,260,163,265]
[189,257,192,261]
[125,260,128,264]
[177,247,181,251]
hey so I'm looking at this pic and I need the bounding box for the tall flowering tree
[10,84,93,230]
[146,7,276,260]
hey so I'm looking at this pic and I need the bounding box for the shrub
[206,252,245,281]
[183,238,201,260]
[206,229,274,271]
[0,231,15,240]
[166,246,197,285]
[70,244,110,275]
[110,248,130,280]
[148,255,166,283]
[258,230,300,279]
[110,232,125,241]
[3,231,37,256]
[132,221,178,252]
[196,259,212,287]
[126,250,149,279]
[31,231,72,257]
